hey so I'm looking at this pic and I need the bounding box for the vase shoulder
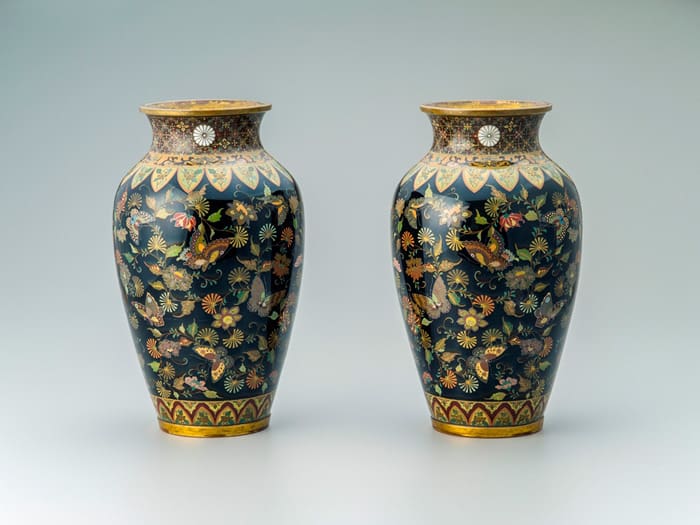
[118,148,298,197]
[400,150,575,198]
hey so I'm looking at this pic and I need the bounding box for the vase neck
[147,113,264,154]
[428,113,544,156]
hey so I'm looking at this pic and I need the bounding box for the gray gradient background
[1,0,699,523]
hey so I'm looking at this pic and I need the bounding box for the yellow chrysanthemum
[231,226,249,248]
[147,235,167,254]
[223,329,245,349]
[445,229,463,251]
[529,237,549,255]
[456,331,477,349]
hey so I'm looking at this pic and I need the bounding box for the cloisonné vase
[113,100,303,437]
[391,101,581,437]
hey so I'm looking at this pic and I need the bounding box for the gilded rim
[420,100,552,117]
[158,417,270,438]
[431,418,543,438]
[140,99,271,117]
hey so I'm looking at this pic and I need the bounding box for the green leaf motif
[539,361,551,371]
[207,209,222,223]
[236,290,250,304]
[165,244,183,258]
[148,361,160,373]
[475,211,489,225]
[204,390,221,399]
[187,320,198,338]
[525,210,539,221]
[502,319,513,336]
[122,253,134,264]
[434,384,442,395]
[425,348,433,365]
[488,392,507,401]
[517,248,532,261]
[534,194,547,209]
[447,291,463,306]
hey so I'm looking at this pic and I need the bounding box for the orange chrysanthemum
[146,338,161,359]
[280,227,294,246]
[405,258,424,281]
[246,370,265,390]
[201,293,223,315]
[540,336,554,357]
[401,231,415,251]
[473,295,496,316]
[439,370,458,389]
[401,232,415,251]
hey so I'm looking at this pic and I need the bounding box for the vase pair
[113,99,581,438]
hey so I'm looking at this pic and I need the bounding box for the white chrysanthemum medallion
[477,125,500,147]
[193,124,215,147]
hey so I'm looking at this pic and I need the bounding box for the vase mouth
[140,99,272,117]
[420,100,551,117]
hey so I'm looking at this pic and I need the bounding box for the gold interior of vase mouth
[420,100,552,116]
[140,99,271,117]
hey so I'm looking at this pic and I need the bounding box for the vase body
[113,100,303,437]
[391,101,581,437]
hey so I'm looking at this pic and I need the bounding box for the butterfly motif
[542,208,570,242]
[193,345,230,382]
[534,293,565,328]
[184,230,232,271]
[468,345,506,382]
[262,194,289,225]
[247,275,286,317]
[131,293,165,327]
[412,275,451,319]
[126,208,155,243]
[518,375,532,393]
[463,230,511,271]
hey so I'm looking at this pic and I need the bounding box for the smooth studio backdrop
[1,0,699,523]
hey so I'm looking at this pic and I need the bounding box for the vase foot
[158,417,270,438]
[431,418,543,438]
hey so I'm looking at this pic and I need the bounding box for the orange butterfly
[412,275,451,319]
[463,230,511,271]
[193,345,229,382]
[184,230,232,271]
[469,345,506,382]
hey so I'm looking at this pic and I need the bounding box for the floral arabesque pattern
[114,169,303,407]
[392,124,581,427]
